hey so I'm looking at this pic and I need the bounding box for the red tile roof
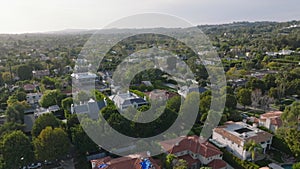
[23,84,35,91]
[207,159,227,169]
[90,153,161,169]
[260,111,283,119]
[259,111,283,127]
[180,155,199,168]
[160,135,223,158]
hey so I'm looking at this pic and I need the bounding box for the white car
[27,163,42,169]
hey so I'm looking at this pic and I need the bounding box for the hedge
[221,148,260,169]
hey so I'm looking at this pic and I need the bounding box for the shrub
[221,148,259,169]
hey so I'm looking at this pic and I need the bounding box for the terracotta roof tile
[160,136,223,158]
[260,111,283,119]
[207,159,227,169]
[91,153,161,169]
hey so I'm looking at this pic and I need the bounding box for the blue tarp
[98,164,108,168]
[140,159,152,169]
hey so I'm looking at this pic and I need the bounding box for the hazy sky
[0,0,299,33]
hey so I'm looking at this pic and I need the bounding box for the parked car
[44,160,53,165]
[27,163,41,169]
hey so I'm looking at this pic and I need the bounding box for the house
[278,49,294,56]
[227,78,247,87]
[26,93,43,105]
[71,72,98,85]
[147,90,170,101]
[258,111,283,133]
[178,86,207,98]
[71,99,106,120]
[90,153,161,169]
[212,121,273,160]
[141,81,153,87]
[23,84,36,92]
[48,105,60,112]
[32,70,50,79]
[109,92,148,110]
[34,105,60,117]
[160,135,227,169]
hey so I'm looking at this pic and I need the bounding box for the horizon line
[0,19,299,35]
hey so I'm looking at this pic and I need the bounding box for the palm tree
[243,140,262,161]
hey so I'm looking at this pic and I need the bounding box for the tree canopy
[33,127,70,161]
[2,131,34,169]
[31,113,61,137]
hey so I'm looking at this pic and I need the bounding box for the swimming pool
[282,164,292,169]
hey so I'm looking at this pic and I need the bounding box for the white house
[212,121,273,160]
[71,72,98,86]
[160,136,227,169]
[109,92,148,110]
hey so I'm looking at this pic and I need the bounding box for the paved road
[53,159,74,169]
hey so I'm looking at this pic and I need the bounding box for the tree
[71,125,98,154]
[279,101,300,157]
[2,72,13,84]
[165,154,176,169]
[246,77,266,93]
[61,97,73,115]
[199,95,211,114]
[263,74,276,90]
[237,88,252,109]
[251,89,262,108]
[166,95,181,113]
[225,94,237,110]
[2,131,34,169]
[15,91,27,102]
[33,127,70,161]
[41,76,55,89]
[76,91,89,103]
[283,128,300,157]
[31,113,61,137]
[243,140,262,161]
[0,122,25,139]
[16,64,33,80]
[39,90,62,107]
[173,159,188,169]
[281,101,300,128]
[269,87,278,99]
[293,162,300,169]
[5,101,29,124]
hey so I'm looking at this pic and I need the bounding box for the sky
[0,0,299,34]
